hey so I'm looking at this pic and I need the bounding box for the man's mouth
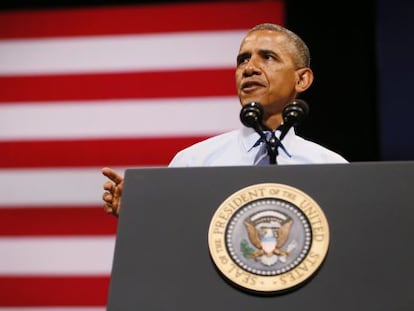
[241,81,264,92]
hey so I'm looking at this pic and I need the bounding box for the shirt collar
[240,126,294,157]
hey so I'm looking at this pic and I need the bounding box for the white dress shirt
[168,127,348,167]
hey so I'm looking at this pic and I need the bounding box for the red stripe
[0,276,109,306]
[0,136,211,168]
[0,1,284,39]
[0,69,235,103]
[0,206,116,236]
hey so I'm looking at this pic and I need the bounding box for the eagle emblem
[242,210,296,266]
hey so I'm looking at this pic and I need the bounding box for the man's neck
[263,114,283,130]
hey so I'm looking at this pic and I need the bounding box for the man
[102,23,347,216]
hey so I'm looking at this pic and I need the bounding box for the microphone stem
[267,131,278,164]
[279,122,291,141]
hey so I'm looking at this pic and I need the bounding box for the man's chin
[240,99,265,106]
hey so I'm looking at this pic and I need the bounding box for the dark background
[1,0,413,162]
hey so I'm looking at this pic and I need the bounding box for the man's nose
[243,58,261,77]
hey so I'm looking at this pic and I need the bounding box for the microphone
[280,99,309,140]
[239,102,268,133]
[283,99,309,126]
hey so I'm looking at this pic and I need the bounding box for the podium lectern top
[107,162,414,311]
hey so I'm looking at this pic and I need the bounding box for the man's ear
[295,67,314,93]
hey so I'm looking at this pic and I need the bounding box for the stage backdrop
[377,0,414,160]
[0,0,285,309]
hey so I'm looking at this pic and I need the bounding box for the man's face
[235,30,300,117]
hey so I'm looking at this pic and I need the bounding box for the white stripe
[0,309,105,311]
[0,237,114,275]
[0,97,241,140]
[0,31,244,75]
[0,167,126,206]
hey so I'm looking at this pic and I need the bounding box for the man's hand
[102,167,124,217]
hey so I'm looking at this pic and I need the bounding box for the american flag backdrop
[0,1,284,309]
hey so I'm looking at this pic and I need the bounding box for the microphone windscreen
[240,102,264,128]
[282,99,309,126]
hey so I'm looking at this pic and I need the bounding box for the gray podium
[107,162,414,310]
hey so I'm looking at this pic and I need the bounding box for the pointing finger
[102,167,124,184]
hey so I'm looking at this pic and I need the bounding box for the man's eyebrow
[259,49,281,60]
[258,49,278,56]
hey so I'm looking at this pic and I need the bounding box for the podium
[107,162,414,310]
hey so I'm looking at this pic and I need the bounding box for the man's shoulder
[168,129,241,167]
[185,129,240,149]
[290,134,348,163]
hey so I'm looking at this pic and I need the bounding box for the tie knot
[252,131,272,148]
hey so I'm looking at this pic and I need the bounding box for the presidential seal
[208,183,329,293]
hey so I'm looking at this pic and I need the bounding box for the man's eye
[237,56,249,66]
